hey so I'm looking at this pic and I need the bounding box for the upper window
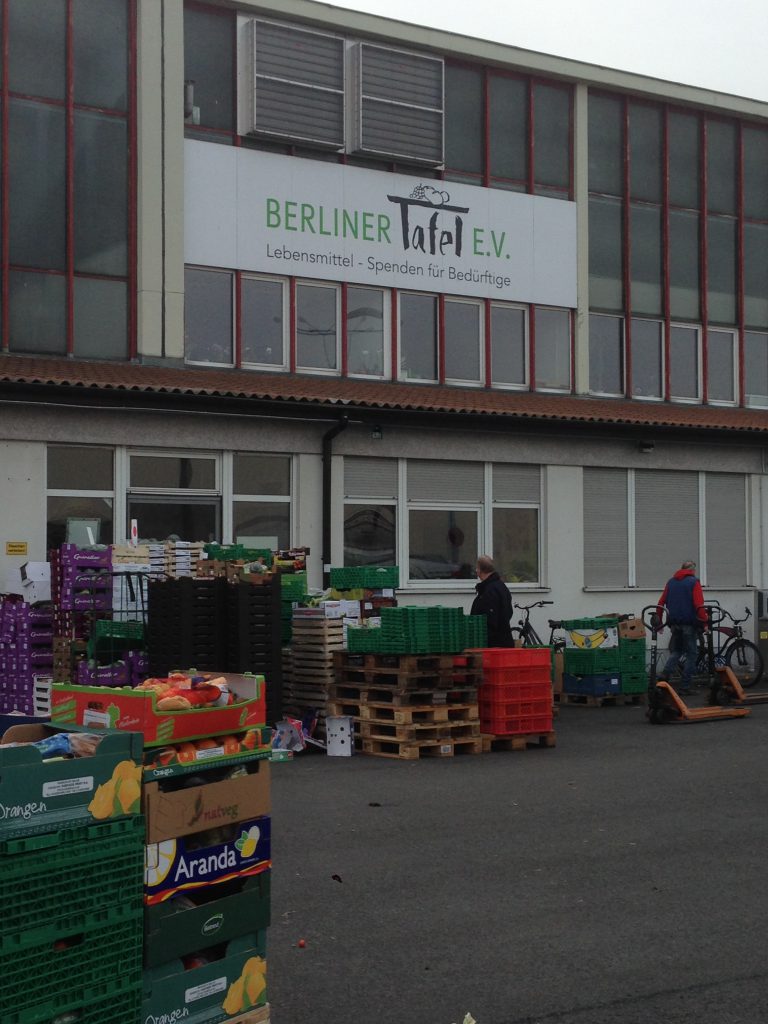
[399,293,437,382]
[242,276,287,368]
[444,65,572,197]
[4,0,133,358]
[184,268,233,366]
[669,324,701,402]
[630,319,663,400]
[490,304,527,388]
[589,314,624,396]
[745,332,768,408]
[444,299,483,384]
[706,329,737,405]
[347,287,387,378]
[296,282,340,372]
[534,308,570,391]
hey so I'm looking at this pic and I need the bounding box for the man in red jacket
[657,560,708,694]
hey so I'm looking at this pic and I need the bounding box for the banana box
[564,625,619,650]
[145,814,271,905]
[142,934,267,1024]
[0,723,142,840]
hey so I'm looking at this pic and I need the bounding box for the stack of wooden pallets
[284,616,345,732]
[328,651,483,759]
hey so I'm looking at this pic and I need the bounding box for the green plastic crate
[563,648,621,674]
[5,984,142,1024]
[561,617,619,631]
[621,671,649,694]
[0,816,144,955]
[280,572,308,599]
[330,565,400,589]
[88,618,145,659]
[1,915,143,1022]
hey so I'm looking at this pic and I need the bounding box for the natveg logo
[186,793,240,828]
[202,913,224,937]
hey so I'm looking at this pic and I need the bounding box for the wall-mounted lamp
[639,440,655,454]
[370,425,383,441]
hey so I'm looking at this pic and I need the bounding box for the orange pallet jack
[709,665,768,707]
[643,606,751,725]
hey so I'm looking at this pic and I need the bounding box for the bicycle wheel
[724,639,763,689]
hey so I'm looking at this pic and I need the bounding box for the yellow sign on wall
[5,542,28,556]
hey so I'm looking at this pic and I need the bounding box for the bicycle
[510,600,565,650]
[665,603,763,690]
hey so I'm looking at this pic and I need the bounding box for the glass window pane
[707,216,737,325]
[444,65,483,175]
[630,203,662,316]
[744,128,768,220]
[344,503,396,566]
[630,319,663,399]
[233,502,289,549]
[707,330,735,403]
[9,100,65,270]
[589,197,624,311]
[73,278,127,359]
[670,325,700,400]
[589,314,623,395]
[490,305,526,386]
[745,332,768,407]
[184,268,233,364]
[706,120,737,215]
[128,500,219,543]
[629,103,662,202]
[744,223,768,329]
[9,271,66,354]
[130,456,216,490]
[408,509,477,580]
[74,111,127,276]
[9,0,65,100]
[296,284,338,369]
[184,6,234,131]
[444,300,481,382]
[534,308,570,390]
[73,0,128,109]
[668,112,700,209]
[400,293,437,381]
[493,507,539,583]
[242,277,285,366]
[533,84,570,190]
[48,447,114,490]
[47,496,113,550]
[347,287,385,377]
[588,94,623,196]
[489,75,527,182]
[669,210,700,320]
[233,454,290,496]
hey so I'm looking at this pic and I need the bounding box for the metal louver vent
[247,20,345,149]
[351,43,444,166]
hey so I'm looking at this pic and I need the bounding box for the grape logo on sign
[387,184,469,258]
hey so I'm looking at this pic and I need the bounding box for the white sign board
[185,141,578,308]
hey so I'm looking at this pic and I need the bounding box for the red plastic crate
[480,697,551,718]
[479,680,551,701]
[468,647,551,670]
[482,666,551,686]
[481,712,553,736]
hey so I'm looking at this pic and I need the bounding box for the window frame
[294,279,342,375]
[184,265,235,368]
[345,284,391,381]
[491,501,541,586]
[588,312,626,398]
[705,327,738,407]
[240,272,289,371]
[533,305,572,394]
[406,501,482,584]
[629,317,665,402]
[668,322,703,403]
[489,300,529,391]
[127,450,221,496]
[397,290,439,384]
[443,296,485,386]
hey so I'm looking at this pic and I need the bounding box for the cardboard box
[619,618,646,640]
[19,562,50,585]
[51,672,266,746]
[553,650,564,695]
[326,716,354,756]
[144,814,271,904]
[142,936,267,1024]
[144,872,271,967]
[0,723,142,838]
[143,758,270,843]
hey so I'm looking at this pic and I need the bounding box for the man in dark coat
[470,555,513,648]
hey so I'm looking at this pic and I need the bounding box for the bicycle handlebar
[513,600,554,610]
[717,606,751,625]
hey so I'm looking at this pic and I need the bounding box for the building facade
[1,0,767,630]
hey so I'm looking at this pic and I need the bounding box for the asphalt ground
[268,695,768,1024]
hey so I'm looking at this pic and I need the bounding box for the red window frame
[0,0,137,358]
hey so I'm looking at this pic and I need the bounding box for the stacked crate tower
[561,616,647,704]
[477,647,556,750]
[0,729,146,1024]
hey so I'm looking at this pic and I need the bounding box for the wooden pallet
[360,719,481,742]
[360,702,479,725]
[328,682,478,707]
[559,692,646,708]
[326,697,363,718]
[362,735,483,760]
[335,667,483,689]
[481,731,557,753]
[335,652,469,672]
